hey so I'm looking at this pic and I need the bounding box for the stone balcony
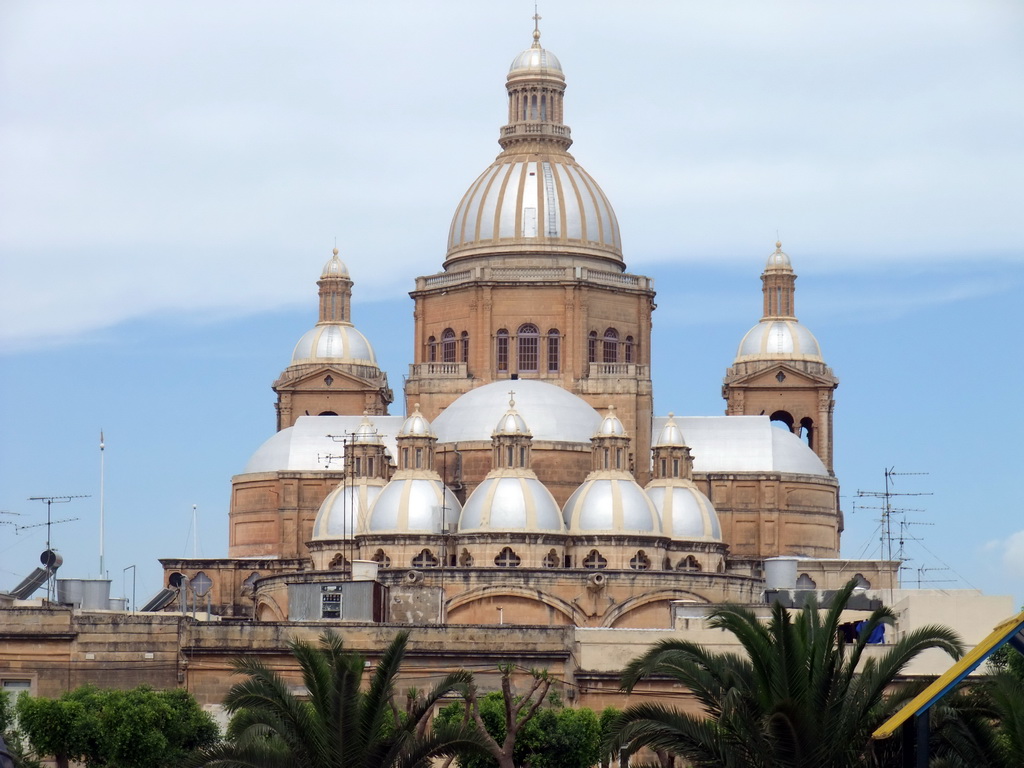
[587,363,650,378]
[408,362,469,379]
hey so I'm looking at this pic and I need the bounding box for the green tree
[929,672,1024,768]
[191,629,486,768]
[436,676,601,768]
[0,689,41,768]
[608,579,963,768]
[16,685,217,768]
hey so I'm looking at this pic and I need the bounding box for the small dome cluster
[312,388,724,570]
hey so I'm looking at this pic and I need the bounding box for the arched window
[678,555,702,571]
[629,550,651,571]
[603,328,619,363]
[427,335,437,363]
[517,324,539,372]
[412,549,439,568]
[494,547,522,567]
[796,573,817,589]
[442,328,456,363]
[458,549,474,567]
[770,410,794,432]
[240,571,260,595]
[496,329,509,372]
[460,331,470,363]
[546,329,560,373]
[587,331,598,364]
[328,553,348,570]
[542,549,559,568]
[800,417,815,449]
[371,549,391,568]
[583,550,608,569]
[624,335,635,364]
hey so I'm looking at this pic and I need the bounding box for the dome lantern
[444,16,622,268]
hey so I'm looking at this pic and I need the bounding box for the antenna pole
[99,430,105,578]
[28,495,88,600]
[192,505,199,557]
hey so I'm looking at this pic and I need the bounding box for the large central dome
[445,28,622,268]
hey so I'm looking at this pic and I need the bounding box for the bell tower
[722,243,839,473]
[273,249,393,430]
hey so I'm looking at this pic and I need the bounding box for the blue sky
[1,1,1022,609]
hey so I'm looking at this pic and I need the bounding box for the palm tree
[191,629,486,768]
[930,671,1024,768]
[608,580,963,768]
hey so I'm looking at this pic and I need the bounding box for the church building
[158,20,891,628]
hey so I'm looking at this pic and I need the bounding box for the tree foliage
[436,681,602,768]
[190,629,486,768]
[928,672,1024,768]
[608,579,963,768]
[16,685,217,768]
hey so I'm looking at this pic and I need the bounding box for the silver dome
[311,482,383,541]
[646,483,722,542]
[651,415,829,477]
[321,250,350,278]
[736,320,823,362]
[563,476,661,535]
[433,380,601,444]
[447,154,622,263]
[654,413,686,447]
[459,475,564,533]
[242,415,403,474]
[291,323,377,365]
[595,407,627,437]
[367,477,461,534]
[400,405,435,438]
[765,242,791,270]
[353,414,384,445]
[493,401,531,437]
[509,44,563,75]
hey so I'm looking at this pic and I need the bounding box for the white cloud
[0,1,1022,351]
[999,531,1024,582]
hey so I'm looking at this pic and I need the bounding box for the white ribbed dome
[311,482,383,540]
[353,414,384,445]
[321,250,350,278]
[446,154,622,264]
[509,44,563,75]
[493,401,531,437]
[291,324,377,365]
[653,413,685,447]
[736,320,823,362]
[400,405,435,438]
[765,242,791,270]
[595,407,627,437]
[646,483,722,542]
[562,476,660,535]
[433,380,601,444]
[459,475,564,533]
[366,477,460,534]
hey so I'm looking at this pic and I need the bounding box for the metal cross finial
[508,389,516,408]
[532,6,541,43]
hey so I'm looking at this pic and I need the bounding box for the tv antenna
[916,565,954,589]
[856,468,931,585]
[27,495,88,600]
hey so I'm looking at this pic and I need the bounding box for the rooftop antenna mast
[856,467,931,586]
[99,430,105,577]
[27,495,88,600]
[192,504,199,557]
[326,429,357,579]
